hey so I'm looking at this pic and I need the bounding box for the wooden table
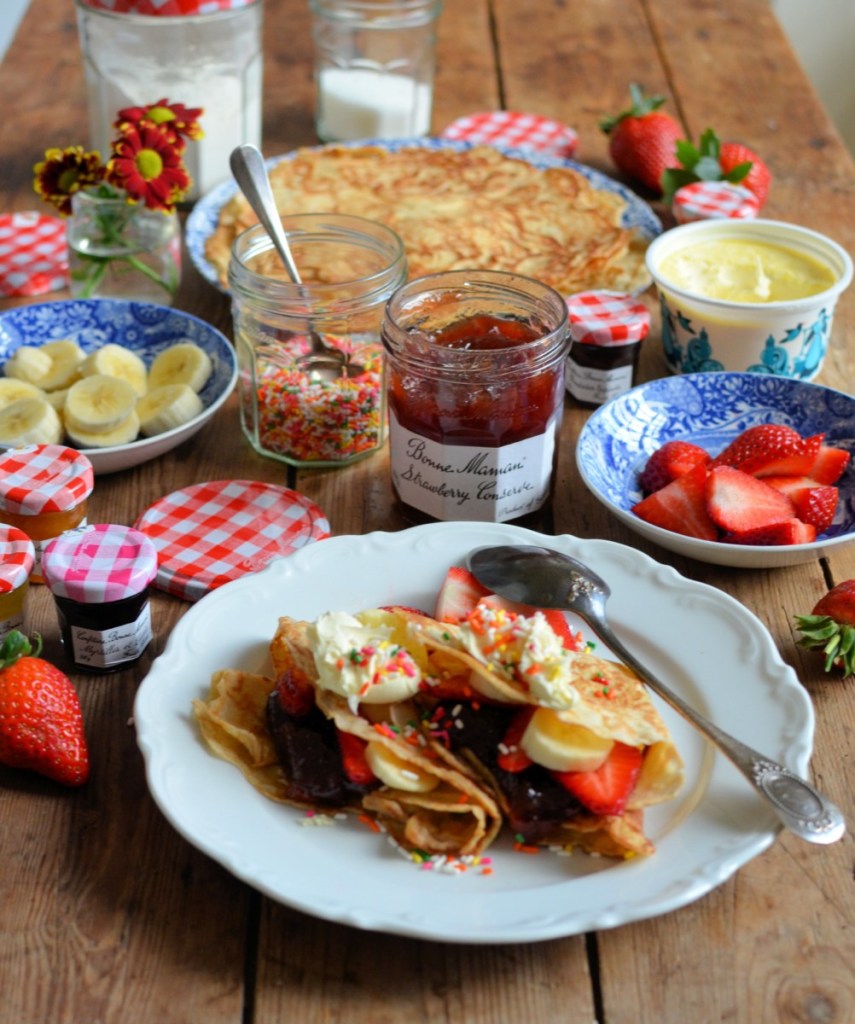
[2,1,854,1021]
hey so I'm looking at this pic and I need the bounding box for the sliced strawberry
[275,667,316,719]
[723,518,817,546]
[478,594,580,651]
[808,443,851,485]
[705,465,795,533]
[552,741,643,816]
[336,729,377,786]
[638,440,711,494]
[496,707,535,773]
[761,476,839,532]
[434,566,490,623]
[710,424,804,474]
[631,463,719,540]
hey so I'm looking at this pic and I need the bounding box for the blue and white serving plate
[576,371,855,568]
[186,137,662,294]
[0,299,237,475]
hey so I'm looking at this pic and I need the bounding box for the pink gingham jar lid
[42,524,158,604]
[78,0,257,13]
[441,111,579,159]
[565,290,651,347]
[672,180,760,225]
[0,525,36,594]
[0,212,69,298]
[133,479,331,602]
[0,444,95,516]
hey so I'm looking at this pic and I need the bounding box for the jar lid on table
[672,180,760,224]
[0,444,95,515]
[42,524,158,604]
[0,525,36,593]
[133,480,331,602]
[565,290,651,347]
[441,111,579,158]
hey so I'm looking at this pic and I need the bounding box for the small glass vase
[67,187,181,303]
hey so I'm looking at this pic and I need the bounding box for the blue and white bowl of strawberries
[576,371,855,568]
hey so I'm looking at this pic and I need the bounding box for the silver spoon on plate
[466,543,846,846]
[228,144,364,381]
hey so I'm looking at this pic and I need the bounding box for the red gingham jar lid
[0,212,69,298]
[78,0,256,13]
[441,111,579,159]
[42,524,158,603]
[672,181,760,225]
[0,525,36,594]
[565,290,651,347]
[0,445,95,516]
[133,480,331,602]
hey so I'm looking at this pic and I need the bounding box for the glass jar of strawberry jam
[382,270,570,523]
[42,524,158,673]
[0,444,95,583]
[0,525,35,642]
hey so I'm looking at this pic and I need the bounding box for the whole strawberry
[0,631,89,785]
[795,581,855,675]
[600,84,683,195]
[662,128,772,207]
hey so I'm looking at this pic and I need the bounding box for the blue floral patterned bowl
[0,299,237,475]
[576,372,855,567]
[645,219,852,381]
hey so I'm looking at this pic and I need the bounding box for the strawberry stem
[0,630,41,669]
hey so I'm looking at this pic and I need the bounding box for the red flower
[115,98,204,145]
[106,122,192,212]
[33,146,106,216]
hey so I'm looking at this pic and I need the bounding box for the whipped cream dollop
[307,611,425,708]
[422,605,581,709]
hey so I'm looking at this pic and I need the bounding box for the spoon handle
[229,144,303,284]
[585,619,845,845]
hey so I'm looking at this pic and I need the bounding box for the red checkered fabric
[0,445,95,515]
[441,111,579,159]
[0,525,35,594]
[79,0,253,13]
[42,524,158,603]
[565,290,651,347]
[0,213,68,298]
[672,181,760,224]
[133,479,331,602]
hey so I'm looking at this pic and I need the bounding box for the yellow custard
[659,238,837,303]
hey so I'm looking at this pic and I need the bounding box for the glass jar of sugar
[309,0,443,142]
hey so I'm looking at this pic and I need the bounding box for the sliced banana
[0,396,63,446]
[148,342,212,393]
[0,377,47,410]
[64,374,138,435]
[65,410,141,449]
[37,339,85,390]
[136,383,203,436]
[44,387,69,412]
[4,345,53,386]
[81,343,148,397]
[364,741,439,793]
[520,709,614,773]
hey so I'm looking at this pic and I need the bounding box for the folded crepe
[193,610,502,857]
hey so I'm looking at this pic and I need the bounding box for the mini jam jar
[0,525,36,643]
[228,213,407,467]
[564,290,651,408]
[42,524,158,673]
[382,270,570,523]
[0,444,95,583]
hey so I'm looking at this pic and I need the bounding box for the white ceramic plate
[185,137,662,293]
[0,299,237,475]
[134,521,812,943]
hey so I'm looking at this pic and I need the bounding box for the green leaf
[723,161,752,184]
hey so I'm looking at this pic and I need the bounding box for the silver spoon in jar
[466,544,846,846]
[228,144,363,380]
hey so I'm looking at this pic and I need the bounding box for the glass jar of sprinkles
[41,523,158,673]
[228,212,407,467]
[382,270,570,523]
[0,525,36,642]
[0,444,95,583]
